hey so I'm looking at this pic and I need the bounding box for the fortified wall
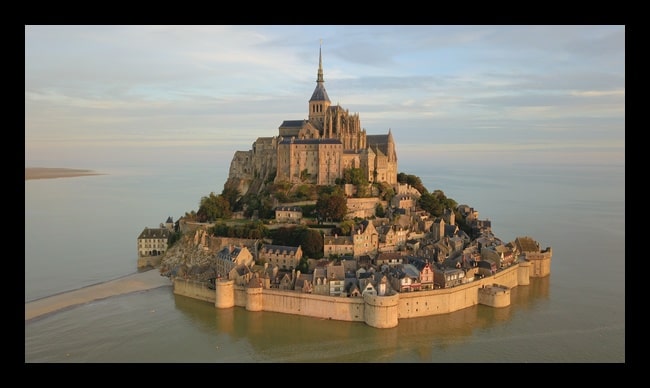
[173,261,536,329]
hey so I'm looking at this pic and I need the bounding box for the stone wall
[172,278,215,303]
[176,264,525,328]
[346,197,384,219]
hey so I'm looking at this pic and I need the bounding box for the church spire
[310,41,329,103]
[317,40,324,84]
[309,40,331,128]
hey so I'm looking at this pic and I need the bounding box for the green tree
[296,256,310,273]
[418,190,458,217]
[376,182,395,201]
[342,168,366,185]
[221,185,241,211]
[375,203,386,218]
[298,228,324,258]
[316,188,347,222]
[338,220,355,235]
[197,192,232,222]
[397,172,428,195]
[300,169,311,182]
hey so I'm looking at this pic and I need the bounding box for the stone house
[259,244,303,270]
[353,220,379,257]
[215,245,254,278]
[312,263,330,295]
[137,227,171,258]
[323,234,354,257]
[346,282,362,297]
[390,193,417,212]
[432,266,465,289]
[361,281,377,297]
[228,263,254,286]
[376,252,404,267]
[378,224,409,251]
[389,263,422,292]
[409,258,435,291]
[481,243,514,268]
[274,206,303,223]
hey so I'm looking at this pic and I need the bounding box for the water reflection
[172,277,551,362]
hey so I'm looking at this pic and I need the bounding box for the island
[140,46,552,329]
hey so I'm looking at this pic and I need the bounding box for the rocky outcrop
[159,233,217,281]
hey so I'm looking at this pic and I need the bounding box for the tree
[316,188,347,222]
[300,169,311,182]
[221,185,241,211]
[296,256,309,273]
[338,220,355,235]
[197,192,232,222]
[377,182,395,201]
[418,190,458,217]
[298,228,324,258]
[397,172,428,195]
[375,203,386,218]
[342,168,366,185]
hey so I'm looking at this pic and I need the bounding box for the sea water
[25,158,625,363]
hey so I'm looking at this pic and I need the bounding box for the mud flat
[25,269,171,321]
[25,167,103,180]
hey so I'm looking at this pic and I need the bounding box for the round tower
[517,259,531,286]
[363,293,399,329]
[245,280,264,312]
[215,278,235,309]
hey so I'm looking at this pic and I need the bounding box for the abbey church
[226,47,398,195]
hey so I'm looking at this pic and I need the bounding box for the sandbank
[25,269,172,321]
[25,167,104,180]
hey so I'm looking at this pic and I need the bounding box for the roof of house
[138,227,171,240]
[274,206,302,212]
[260,244,302,255]
[278,138,342,145]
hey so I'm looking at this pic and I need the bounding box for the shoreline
[25,269,171,322]
[25,167,104,180]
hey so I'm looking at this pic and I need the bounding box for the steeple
[309,41,331,129]
[309,42,330,104]
[317,43,324,84]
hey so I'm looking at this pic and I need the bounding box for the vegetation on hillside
[179,171,472,243]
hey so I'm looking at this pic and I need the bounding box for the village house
[274,206,302,223]
[215,245,254,278]
[259,244,303,270]
[353,220,379,257]
[137,227,171,258]
[323,234,354,257]
[432,265,465,289]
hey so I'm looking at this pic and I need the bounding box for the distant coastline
[25,167,104,180]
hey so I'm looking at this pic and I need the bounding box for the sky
[25,25,625,170]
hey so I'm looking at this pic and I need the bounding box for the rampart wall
[172,263,532,328]
[172,278,215,303]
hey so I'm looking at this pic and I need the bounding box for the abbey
[226,47,398,195]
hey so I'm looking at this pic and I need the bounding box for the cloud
[25,25,625,167]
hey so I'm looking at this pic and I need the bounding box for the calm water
[25,159,625,363]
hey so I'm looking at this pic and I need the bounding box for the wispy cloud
[25,25,625,167]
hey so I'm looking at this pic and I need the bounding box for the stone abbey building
[226,47,398,195]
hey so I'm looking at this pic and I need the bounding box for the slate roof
[310,82,330,102]
[280,120,308,128]
[278,138,342,145]
[138,227,171,240]
[261,244,301,256]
